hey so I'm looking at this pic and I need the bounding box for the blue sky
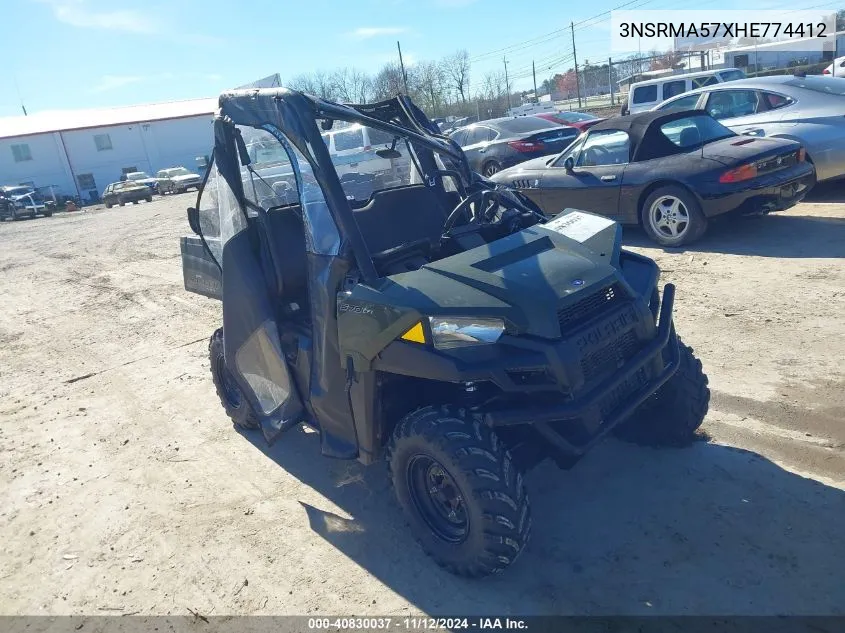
[1,0,838,116]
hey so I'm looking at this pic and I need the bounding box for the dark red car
[536,110,605,132]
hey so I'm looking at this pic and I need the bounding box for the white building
[0,98,217,204]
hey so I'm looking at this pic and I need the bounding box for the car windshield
[166,168,191,177]
[785,76,845,96]
[496,117,557,134]
[554,112,597,123]
[126,172,150,180]
[660,114,735,149]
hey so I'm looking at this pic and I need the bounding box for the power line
[469,0,663,63]
[572,0,652,28]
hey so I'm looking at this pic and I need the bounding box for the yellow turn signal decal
[400,322,426,344]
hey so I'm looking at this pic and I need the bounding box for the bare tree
[416,61,446,116]
[288,73,318,95]
[313,70,335,100]
[371,62,406,100]
[330,68,373,103]
[442,50,470,103]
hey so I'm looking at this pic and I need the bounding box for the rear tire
[387,406,531,577]
[209,328,259,430]
[641,185,707,247]
[145,195,152,203]
[614,338,710,447]
[482,161,502,178]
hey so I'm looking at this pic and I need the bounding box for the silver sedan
[654,75,845,182]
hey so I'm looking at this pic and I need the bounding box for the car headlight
[428,316,505,350]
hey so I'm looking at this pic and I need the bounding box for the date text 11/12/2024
[307,617,529,631]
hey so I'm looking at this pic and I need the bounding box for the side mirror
[564,156,575,172]
[187,207,201,235]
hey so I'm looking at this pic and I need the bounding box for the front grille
[558,283,625,331]
[580,330,639,382]
[600,366,649,418]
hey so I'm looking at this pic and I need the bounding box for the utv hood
[372,211,623,339]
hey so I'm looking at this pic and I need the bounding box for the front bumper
[375,282,680,459]
[485,284,679,457]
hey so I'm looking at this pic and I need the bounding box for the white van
[321,124,411,198]
[623,68,746,115]
[322,124,396,177]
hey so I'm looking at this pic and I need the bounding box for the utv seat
[351,184,449,255]
[263,204,309,313]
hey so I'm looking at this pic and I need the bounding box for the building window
[77,174,96,190]
[11,143,32,162]
[94,134,113,151]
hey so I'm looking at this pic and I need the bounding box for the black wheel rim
[215,355,242,409]
[484,163,500,177]
[407,455,469,543]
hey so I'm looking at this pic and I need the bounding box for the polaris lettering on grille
[575,307,636,352]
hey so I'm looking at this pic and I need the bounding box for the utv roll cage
[203,89,538,284]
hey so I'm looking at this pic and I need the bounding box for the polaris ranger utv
[180,88,710,577]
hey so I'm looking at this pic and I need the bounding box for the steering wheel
[441,189,498,235]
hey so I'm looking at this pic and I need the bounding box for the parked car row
[490,110,815,247]
[113,165,203,198]
[427,72,843,247]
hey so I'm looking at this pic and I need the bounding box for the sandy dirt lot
[1,187,844,617]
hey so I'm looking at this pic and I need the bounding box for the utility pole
[608,57,614,106]
[571,22,582,109]
[397,41,409,94]
[503,56,511,111]
[532,60,538,100]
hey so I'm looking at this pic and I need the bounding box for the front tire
[209,328,260,430]
[614,338,710,447]
[388,407,531,577]
[642,185,707,247]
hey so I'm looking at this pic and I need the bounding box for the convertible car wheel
[642,185,707,247]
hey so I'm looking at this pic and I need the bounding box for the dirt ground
[1,186,844,617]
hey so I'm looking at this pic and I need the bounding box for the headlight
[429,316,505,350]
